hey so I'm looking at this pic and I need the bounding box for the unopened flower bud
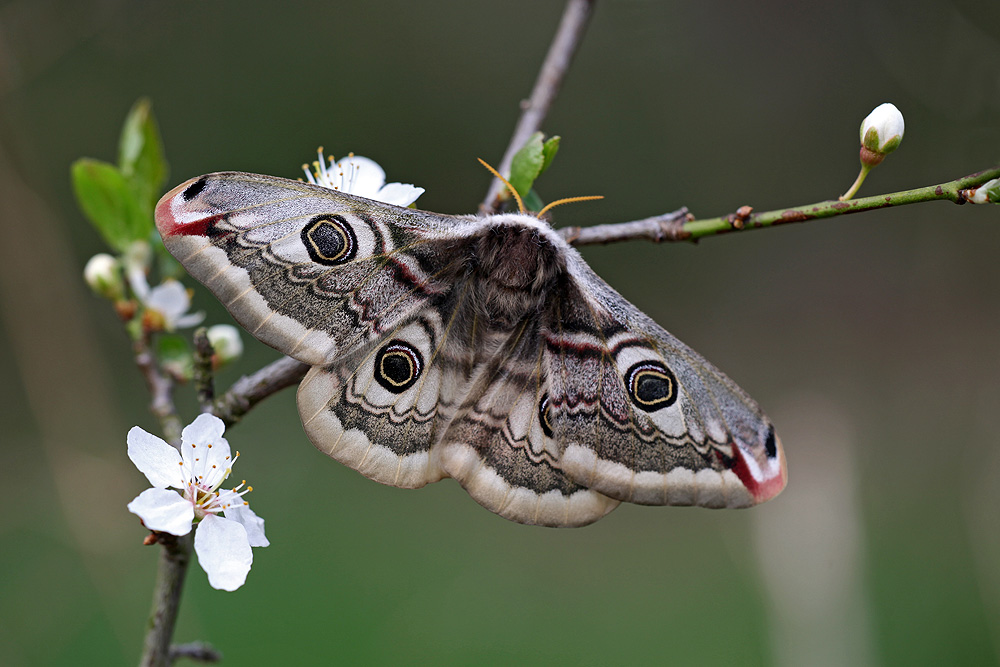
[207,324,244,365]
[968,177,1000,205]
[840,102,906,201]
[84,253,124,300]
[859,102,904,166]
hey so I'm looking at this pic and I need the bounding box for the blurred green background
[2,0,999,664]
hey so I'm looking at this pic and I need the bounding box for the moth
[155,171,786,526]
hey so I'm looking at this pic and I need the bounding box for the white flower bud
[207,324,244,364]
[969,177,1000,204]
[860,103,904,164]
[84,253,124,300]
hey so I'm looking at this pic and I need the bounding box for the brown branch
[133,334,183,447]
[481,0,596,212]
[140,533,191,667]
[212,355,309,427]
[192,328,215,413]
[559,208,691,245]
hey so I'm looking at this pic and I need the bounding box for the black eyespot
[764,426,777,459]
[625,360,677,412]
[538,393,554,438]
[301,215,357,265]
[182,176,208,201]
[374,340,423,393]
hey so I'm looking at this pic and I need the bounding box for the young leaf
[539,135,560,175]
[118,98,168,218]
[508,132,545,203]
[523,189,545,213]
[71,158,146,252]
[157,333,194,381]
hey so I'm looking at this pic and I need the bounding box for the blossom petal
[146,280,191,319]
[127,268,151,301]
[127,427,186,488]
[375,182,425,207]
[223,504,270,547]
[127,488,194,536]
[194,514,253,591]
[182,413,227,447]
[174,311,206,328]
[334,155,386,198]
[180,414,232,488]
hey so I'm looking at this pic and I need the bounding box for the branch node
[169,641,223,664]
[658,210,693,242]
[731,205,753,230]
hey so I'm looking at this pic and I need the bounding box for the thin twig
[563,166,1000,246]
[559,208,691,244]
[481,0,596,212]
[133,334,183,448]
[192,328,215,413]
[213,356,309,427]
[140,533,192,667]
[132,330,193,667]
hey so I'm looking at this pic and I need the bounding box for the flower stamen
[299,148,424,207]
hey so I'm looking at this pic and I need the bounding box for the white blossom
[127,414,268,591]
[303,148,424,207]
[129,273,204,330]
[119,240,203,330]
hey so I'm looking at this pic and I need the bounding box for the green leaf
[508,132,545,203]
[523,189,545,213]
[71,158,147,252]
[118,98,168,219]
[157,334,193,381]
[539,135,560,175]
